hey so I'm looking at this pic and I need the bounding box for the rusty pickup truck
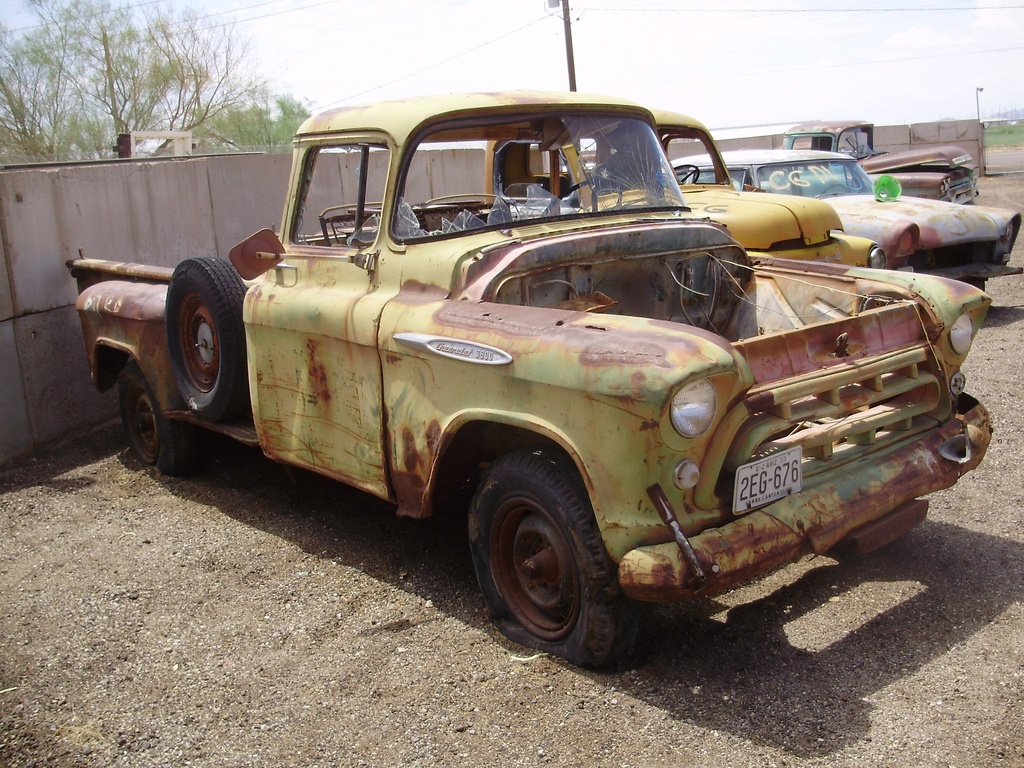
[68,92,992,667]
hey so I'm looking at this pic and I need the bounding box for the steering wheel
[674,164,701,184]
[421,193,497,206]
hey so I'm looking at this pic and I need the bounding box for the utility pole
[976,87,986,176]
[562,0,577,90]
[547,0,577,91]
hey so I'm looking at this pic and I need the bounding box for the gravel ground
[2,173,1024,768]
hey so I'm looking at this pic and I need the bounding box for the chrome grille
[694,342,948,509]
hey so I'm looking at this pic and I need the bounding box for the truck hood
[457,217,749,303]
[860,145,973,173]
[681,185,842,251]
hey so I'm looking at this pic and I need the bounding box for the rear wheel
[165,257,249,422]
[468,449,632,667]
[118,361,198,476]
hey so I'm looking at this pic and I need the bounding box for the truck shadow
[0,419,125,495]
[148,430,1021,759]
[617,517,1024,755]
[979,302,1024,328]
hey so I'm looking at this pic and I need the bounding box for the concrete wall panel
[910,119,978,143]
[99,160,219,267]
[14,306,116,446]
[0,318,32,464]
[0,167,68,314]
[4,160,220,317]
[874,124,912,154]
[207,154,292,259]
[0,235,11,323]
[718,135,777,152]
[909,120,981,163]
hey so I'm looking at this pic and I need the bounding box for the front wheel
[467,449,632,667]
[118,361,198,476]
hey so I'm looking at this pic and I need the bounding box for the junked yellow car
[69,92,991,667]
[653,109,886,270]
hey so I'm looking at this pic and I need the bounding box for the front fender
[380,295,751,555]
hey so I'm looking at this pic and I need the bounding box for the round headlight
[997,221,1017,256]
[949,313,975,355]
[868,245,887,269]
[670,379,717,438]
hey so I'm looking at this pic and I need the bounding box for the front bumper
[618,397,990,601]
[925,262,1023,283]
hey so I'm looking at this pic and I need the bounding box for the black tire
[118,361,198,476]
[165,257,249,422]
[467,449,633,667]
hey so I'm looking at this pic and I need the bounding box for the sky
[3,0,1024,131]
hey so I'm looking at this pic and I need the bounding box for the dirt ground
[3,172,1024,768]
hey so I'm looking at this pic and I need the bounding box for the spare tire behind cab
[165,256,250,422]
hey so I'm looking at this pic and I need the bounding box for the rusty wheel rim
[178,291,219,392]
[125,379,159,464]
[491,496,581,640]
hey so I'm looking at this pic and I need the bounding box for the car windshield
[751,158,874,198]
[393,113,686,242]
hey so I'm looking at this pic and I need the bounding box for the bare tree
[146,9,264,132]
[0,0,270,162]
[84,6,167,136]
[0,6,90,161]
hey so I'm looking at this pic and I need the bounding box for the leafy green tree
[199,92,311,151]
[0,0,276,162]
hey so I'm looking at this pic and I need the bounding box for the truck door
[243,141,393,499]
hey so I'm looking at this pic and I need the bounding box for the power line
[643,44,1024,86]
[584,4,1024,10]
[192,0,348,32]
[314,13,552,110]
[4,0,166,33]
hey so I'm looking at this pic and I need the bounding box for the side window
[728,168,751,189]
[292,143,389,247]
[664,134,711,161]
[663,131,724,185]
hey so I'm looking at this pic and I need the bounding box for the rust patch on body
[304,338,332,404]
[402,427,419,472]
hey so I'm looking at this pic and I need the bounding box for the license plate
[733,446,803,513]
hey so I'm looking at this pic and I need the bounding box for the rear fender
[75,280,182,409]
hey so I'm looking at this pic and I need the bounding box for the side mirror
[229,228,285,279]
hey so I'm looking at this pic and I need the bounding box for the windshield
[393,113,685,242]
[752,158,874,198]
